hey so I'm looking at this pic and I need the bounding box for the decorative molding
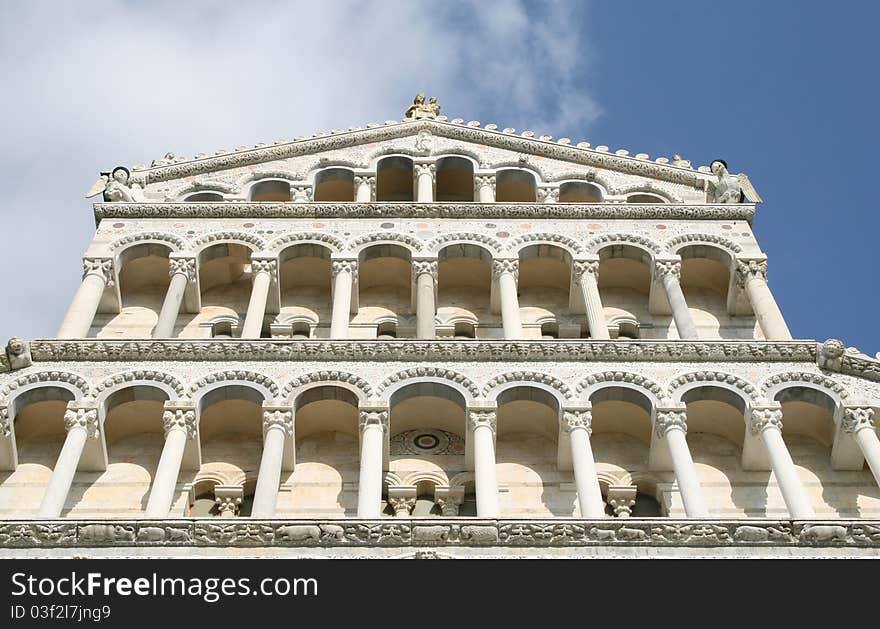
[2,519,880,550]
[577,371,664,397]
[94,202,756,223]
[90,370,186,399]
[669,370,760,401]
[377,368,480,399]
[585,233,663,255]
[426,232,504,256]
[189,370,280,398]
[666,233,742,255]
[268,232,344,254]
[110,231,187,253]
[350,231,423,253]
[282,371,373,401]
[483,371,572,400]
[760,372,849,401]
[509,232,583,256]
[193,231,267,251]
[0,370,89,398]
[24,339,821,365]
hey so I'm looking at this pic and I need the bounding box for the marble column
[468,410,499,517]
[572,259,609,340]
[330,259,356,338]
[357,408,387,518]
[415,164,435,203]
[655,259,699,339]
[152,257,196,338]
[492,259,523,339]
[412,259,438,339]
[144,407,196,517]
[562,409,605,518]
[251,408,294,518]
[654,408,709,517]
[37,407,99,518]
[475,175,496,203]
[57,258,114,339]
[241,257,276,339]
[736,259,792,340]
[354,175,375,202]
[749,405,814,518]
[842,406,880,488]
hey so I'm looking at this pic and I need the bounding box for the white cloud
[0,0,599,338]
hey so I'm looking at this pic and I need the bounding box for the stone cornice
[0,518,877,549]
[93,201,756,224]
[138,119,712,188]
[23,339,817,364]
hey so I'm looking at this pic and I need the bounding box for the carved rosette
[162,409,196,440]
[468,410,497,434]
[168,257,197,282]
[411,259,439,282]
[358,409,389,433]
[654,259,682,280]
[735,259,768,288]
[562,410,592,436]
[0,406,10,438]
[474,175,496,194]
[842,407,876,434]
[82,258,114,286]
[655,409,688,438]
[63,408,99,439]
[491,259,519,282]
[749,407,784,436]
[571,260,600,283]
[263,409,294,436]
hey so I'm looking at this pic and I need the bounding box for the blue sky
[0,1,877,354]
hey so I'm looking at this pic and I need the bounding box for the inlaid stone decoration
[2,99,880,558]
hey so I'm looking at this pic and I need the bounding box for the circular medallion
[413,433,440,450]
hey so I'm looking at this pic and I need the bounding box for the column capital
[214,485,243,518]
[358,406,389,432]
[168,255,197,282]
[749,403,784,435]
[250,256,278,278]
[262,406,294,436]
[387,486,417,517]
[435,486,465,516]
[537,187,560,203]
[291,185,313,202]
[474,174,496,192]
[414,163,436,178]
[654,257,682,280]
[468,409,497,434]
[491,258,519,282]
[572,258,600,282]
[162,405,196,440]
[655,406,688,438]
[331,258,358,279]
[606,485,637,518]
[63,405,100,439]
[411,257,439,281]
[561,408,592,435]
[735,257,768,287]
[82,257,114,285]
[842,406,876,433]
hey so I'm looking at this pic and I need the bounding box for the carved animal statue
[734,525,771,542]
[617,527,649,541]
[460,525,498,543]
[800,525,848,543]
[319,524,345,541]
[412,526,450,543]
[589,527,617,541]
[276,525,321,542]
[137,526,190,542]
[80,524,134,543]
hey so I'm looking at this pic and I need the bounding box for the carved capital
[414,163,436,179]
[468,410,497,434]
[82,258,114,285]
[606,485,637,518]
[168,257,197,282]
[358,409,389,432]
[387,487,417,517]
[842,406,876,433]
[655,408,687,438]
[562,410,592,435]
[250,258,277,277]
[571,260,600,282]
[331,259,357,280]
[354,175,376,190]
[162,408,196,440]
[735,259,768,287]
[412,258,438,281]
[749,406,783,435]
[291,185,313,202]
[63,408,99,439]
[474,175,496,192]
[537,188,560,203]
[654,259,681,280]
[491,259,519,282]
[263,408,294,436]
[214,486,243,518]
[434,486,464,516]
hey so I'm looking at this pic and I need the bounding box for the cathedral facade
[2,100,879,557]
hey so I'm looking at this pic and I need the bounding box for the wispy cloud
[0,0,599,337]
